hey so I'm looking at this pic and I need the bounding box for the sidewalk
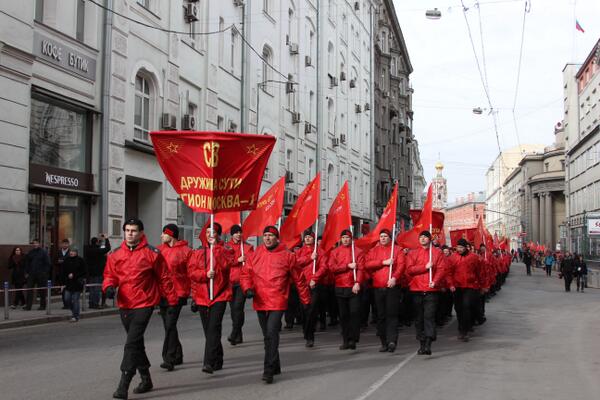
[0,303,119,330]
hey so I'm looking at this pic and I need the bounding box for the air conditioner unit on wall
[161,113,176,129]
[289,43,299,55]
[330,76,338,87]
[285,171,294,183]
[350,79,356,88]
[305,55,312,67]
[332,137,340,147]
[292,112,302,124]
[364,102,370,111]
[340,71,346,81]
[233,0,244,7]
[184,4,199,22]
[355,104,362,113]
[304,122,312,134]
[182,114,195,130]
[354,2,360,11]
[340,134,347,143]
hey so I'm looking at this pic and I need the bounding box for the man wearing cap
[103,218,178,399]
[157,224,192,371]
[436,245,455,327]
[405,230,448,355]
[240,226,310,384]
[450,239,484,342]
[476,244,492,325]
[364,229,405,353]
[328,229,363,350]
[188,222,236,374]
[227,224,254,346]
[295,230,328,348]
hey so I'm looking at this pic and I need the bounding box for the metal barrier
[587,269,600,289]
[0,281,107,320]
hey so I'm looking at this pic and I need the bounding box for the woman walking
[7,247,27,308]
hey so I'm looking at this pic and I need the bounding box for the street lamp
[425,8,442,19]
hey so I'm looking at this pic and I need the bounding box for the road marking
[352,351,418,400]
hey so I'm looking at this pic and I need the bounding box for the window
[218,17,225,65]
[309,90,314,124]
[286,149,293,171]
[76,0,85,41]
[328,98,335,133]
[35,0,44,22]
[327,164,335,198]
[30,95,89,172]
[328,42,335,75]
[263,0,271,15]
[137,0,151,10]
[217,116,224,130]
[308,158,315,179]
[134,74,151,142]
[262,45,273,92]
[230,29,237,72]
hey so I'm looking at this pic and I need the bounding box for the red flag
[408,209,445,245]
[150,131,275,213]
[355,183,398,250]
[576,20,585,33]
[199,212,241,247]
[499,237,508,251]
[396,185,434,249]
[449,228,477,247]
[320,181,352,252]
[474,216,486,249]
[280,174,321,249]
[242,176,285,239]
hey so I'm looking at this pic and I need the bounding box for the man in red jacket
[227,224,254,346]
[328,229,363,350]
[406,230,447,355]
[450,238,484,342]
[364,229,405,353]
[103,218,178,399]
[188,223,235,374]
[157,224,192,371]
[240,226,310,384]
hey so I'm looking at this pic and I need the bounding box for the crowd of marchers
[97,218,511,399]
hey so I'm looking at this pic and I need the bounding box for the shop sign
[33,33,96,80]
[29,164,93,193]
[588,219,600,236]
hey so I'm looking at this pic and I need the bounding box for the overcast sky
[393,0,600,203]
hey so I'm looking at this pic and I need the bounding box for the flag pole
[239,212,245,265]
[389,223,396,281]
[429,222,433,284]
[209,214,214,301]
[350,225,357,282]
[312,215,319,275]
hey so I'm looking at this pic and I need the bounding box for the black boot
[417,340,426,355]
[423,338,432,355]
[133,369,153,394]
[113,371,134,399]
[378,338,388,352]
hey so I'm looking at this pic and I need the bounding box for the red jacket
[450,251,483,289]
[327,244,364,287]
[405,246,447,292]
[240,243,310,311]
[295,245,328,285]
[158,240,192,299]
[228,241,254,285]
[478,254,494,289]
[188,242,236,306]
[103,235,178,309]
[364,243,404,288]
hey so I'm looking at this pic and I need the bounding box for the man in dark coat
[560,252,576,292]
[522,248,532,276]
[24,239,51,310]
[84,235,111,308]
[62,248,87,321]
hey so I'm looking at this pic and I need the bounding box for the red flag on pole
[150,131,276,213]
[242,176,285,239]
[576,20,585,33]
[199,212,241,247]
[355,183,398,250]
[396,185,436,249]
[449,228,477,246]
[474,216,486,249]
[408,209,445,245]
[280,174,321,249]
[320,181,352,252]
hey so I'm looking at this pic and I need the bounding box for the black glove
[245,289,255,299]
[105,286,116,299]
[190,301,199,313]
[178,297,188,306]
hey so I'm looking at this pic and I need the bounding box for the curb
[0,308,120,330]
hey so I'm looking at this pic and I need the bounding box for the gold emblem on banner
[203,142,220,168]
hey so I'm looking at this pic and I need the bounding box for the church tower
[432,161,447,210]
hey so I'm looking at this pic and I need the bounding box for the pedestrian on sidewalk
[522,248,532,276]
[84,235,111,309]
[574,254,588,292]
[24,239,51,311]
[103,218,178,399]
[544,252,555,277]
[7,247,27,308]
[559,252,575,292]
[56,239,71,309]
[227,224,254,346]
[61,248,87,322]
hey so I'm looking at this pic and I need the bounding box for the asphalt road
[1,263,599,400]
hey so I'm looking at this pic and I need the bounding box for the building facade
[410,139,426,210]
[443,192,486,242]
[563,39,600,264]
[1,1,425,255]
[372,0,414,227]
[485,144,545,237]
[0,0,105,263]
[431,161,447,210]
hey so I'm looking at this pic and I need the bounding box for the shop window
[30,95,89,173]
[134,74,152,142]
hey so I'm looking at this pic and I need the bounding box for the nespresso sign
[33,33,96,80]
[29,164,94,193]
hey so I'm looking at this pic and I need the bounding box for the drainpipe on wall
[100,0,113,234]
[369,2,375,222]
[315,0,321,214]
[240,1,247,132]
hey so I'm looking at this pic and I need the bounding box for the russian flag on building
[576,20,585,33]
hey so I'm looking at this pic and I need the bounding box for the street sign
[588,219,600,235]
